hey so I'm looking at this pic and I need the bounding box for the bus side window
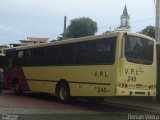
[89,38,116,64]
[59,44,74,65]
[6,51,16,68]
[75,42,89,64]
[16,51,24,66]
[45,46,60,65]
[18,51,24,58]
[25,50,32,65]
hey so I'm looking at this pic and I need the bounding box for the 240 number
[127,76,137,82]
[97,87,107,93]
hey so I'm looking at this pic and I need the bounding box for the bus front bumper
[116,87,156,96]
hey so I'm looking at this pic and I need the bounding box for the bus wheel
[13,81,23,94]
[57,82,70,103]
[86,97,105,104]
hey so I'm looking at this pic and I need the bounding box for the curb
[104,101,160,114]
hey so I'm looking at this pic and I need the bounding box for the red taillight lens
[136,84,143,88]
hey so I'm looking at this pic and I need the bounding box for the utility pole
[156,0,160,41]
[63,16,67,39]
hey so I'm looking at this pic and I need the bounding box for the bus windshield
[124,35,154,65]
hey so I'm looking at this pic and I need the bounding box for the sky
[0,0,156,45]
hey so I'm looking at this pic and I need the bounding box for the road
[0,90,159,120]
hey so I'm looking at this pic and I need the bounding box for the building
[20,37,48,46]
[115,5,131,32]
[10,37,49,47]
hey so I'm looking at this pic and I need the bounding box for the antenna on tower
[153,0,156,9]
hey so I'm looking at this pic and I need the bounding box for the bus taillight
[119,83,128,88]
[136,84,143,88]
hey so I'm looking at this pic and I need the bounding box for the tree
[50,34,63,42]
[140,25,155,38]
[103,30,113,34]
[57,33,64,41]
[66,17,98,38]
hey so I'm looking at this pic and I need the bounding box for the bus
[156,42,160,96]
[4,32,156,103]
[0,52,5,90]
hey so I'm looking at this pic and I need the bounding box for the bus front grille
[135,92,145,95]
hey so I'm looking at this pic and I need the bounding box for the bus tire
[13,80,23,94]
[56,82,70,103]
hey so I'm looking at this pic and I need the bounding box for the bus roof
[4,32,118,51]
[4,31,155,51]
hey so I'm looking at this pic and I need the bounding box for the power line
[131,17,155,24]
[98,17,155,30]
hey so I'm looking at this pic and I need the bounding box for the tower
[115,5,131,32]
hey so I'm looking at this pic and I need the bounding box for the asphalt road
[0,90,159,120]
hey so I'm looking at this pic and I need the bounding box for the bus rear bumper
[116,87,156,96]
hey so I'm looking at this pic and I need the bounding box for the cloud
[0,0,155,45]
[0,24,22,34]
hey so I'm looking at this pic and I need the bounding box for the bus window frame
[121,33,126,58]
[124,34,154,65]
